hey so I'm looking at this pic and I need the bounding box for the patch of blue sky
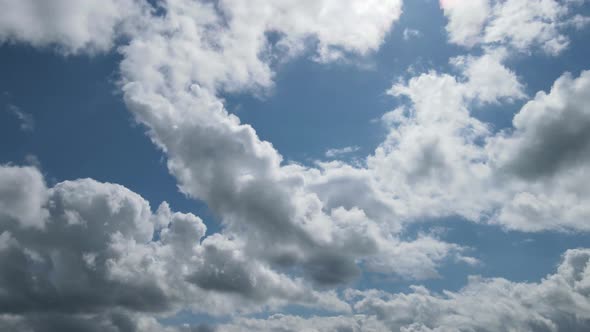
[0,45,219,233]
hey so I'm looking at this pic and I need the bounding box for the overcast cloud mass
[1,0,590,331]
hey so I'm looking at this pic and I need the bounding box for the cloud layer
[1,0,590,330]
[219,247,590,331]
[441,0,587,55]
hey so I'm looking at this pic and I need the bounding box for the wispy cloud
[325,145,361,158]
[403,28,422,40]
[6,104,34,132]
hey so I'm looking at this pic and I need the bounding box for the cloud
[363,51,590,234]
[402,28,422,41]
[0,2,412,280]
[441,0,585,55]
[206,248,590,331]
[369,62,499,221]
[441,0,491,47]
[0,172,169,315]
[6,104,34,132]
[0,0,148,54]
[6,247,586,331]
[488,70,590,232]
[490,71,590,180]
[1,0,590,329]
[118,0,404,92]
[119,0,461,290]
[0,165,352,328]
[0,249,590,332]
[450,47,526,103]
[325,146,361,158]
[0,165,48,228]
[2,0,444,296]
[351,249,590,331]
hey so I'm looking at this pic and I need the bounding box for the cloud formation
[348,248,590,332]
[186,248,590,331]
[0,0,148,54]
[489,70,590,231]
[0,165,350,327]
[1,0,590,330]
[119,0,463,291]
[441,0,587,54]
[5,104,34,132]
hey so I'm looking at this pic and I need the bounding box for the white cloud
[6,104,34,132]
[325,146,361,158]
[4,247,587,331]
[10,247,583,331]
[370,68,496,221]
[352,249,590,331]
[0,0,149,55]
[221,0,403,62]
[347,36,590,234]
[488,70,590,232]
[1,0,590,329]
[489,71,590,179]
[119,0,459,290]
[451,47,526,103]
[441,0,491,47]
[118,0,403,93]
[0,165,352,326]
[403,28,422,41]
[0,160,469,326]
[0,165,48,228]
[363,53,590,234]
[441,0,585,55]
[213,248,590,331]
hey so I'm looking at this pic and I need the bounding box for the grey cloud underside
[216,248,590,332]
[494,71,590,180]
[0,165,351,329]
[118,0,450,291]
[0,175,172,315]
[3,246,588,332]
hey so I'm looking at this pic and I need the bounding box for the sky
[1,0,590,331]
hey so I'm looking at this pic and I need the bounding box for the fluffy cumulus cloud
[440,0,491,47]
[441,0,588,54]
[119,0,462,291]
[216,0,403,63]
[490,71,590,179]
[0,0,149,54]
[362,47,525,223]
[1,0,590,330]
[366,61,590,233]
[118,0,403,93]
[5,242,587,331]
[204,248,590,331]
[0,165,351,329]
[0,165,48,228]
[489,70,590,231]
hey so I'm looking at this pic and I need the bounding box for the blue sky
[1,0,590,331]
